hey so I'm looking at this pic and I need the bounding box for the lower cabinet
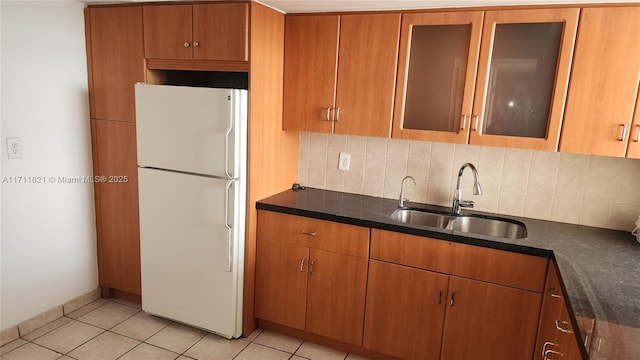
[255,210,369,346]
[535,262,583,360]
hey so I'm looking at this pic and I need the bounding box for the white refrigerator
[135,84,246,338]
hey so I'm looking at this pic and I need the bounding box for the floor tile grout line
[177,330,208,356]
[228,338,252,360]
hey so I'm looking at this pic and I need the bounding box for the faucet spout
[452,163,482,215]
[399,176,416,208]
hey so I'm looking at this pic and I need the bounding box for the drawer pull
[438,288,443,305]
[299,258,305,272]
[549,287,563,299]
[450,291,456,307]
[543,349,563,360]
[542,342,560,357]
[555,320,573,333]
[309,259,316,275]
[301,230,317,236]
[634,124,640,142]
[619,124,628,141]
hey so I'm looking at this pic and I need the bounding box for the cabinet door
[627,93,640,159]
[255,238,309,330]
[364,260,449,360]
[92,120,141,295]
[143,5,193,59]
[534,262,566,360]
[392,11,483,143]
[193,3,248,61]
[559,7,640,157]
[470,9,579,151]
[306,249,368,346]
[334,13,401,137]
[86,6,144,122]
[283,15,339,132]
[440,276,542,360]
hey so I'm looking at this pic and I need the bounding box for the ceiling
[81,0,639,13]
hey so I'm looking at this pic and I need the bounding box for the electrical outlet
[338,152,351,171]
[6,137,22,159]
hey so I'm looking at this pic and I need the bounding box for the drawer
[370,229,452,274]
[257,210,369,258]
[450,242,548,292]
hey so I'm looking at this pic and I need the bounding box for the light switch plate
[6,137,22,159]
[338,152,351,171]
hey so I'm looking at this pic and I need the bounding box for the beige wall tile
[453,144,480,170]
[383,174,406,200]
[500,168,529,194]
[17,306,63,336]
[327,134,347,150]
[613,158,640,206]
[610,204,640,232]
[504,148,532,170]
[474,193,499,213]
[347,153,365,175]
[346,135,367,154]
[363,175,384,198]
[0,326,19,346]
[498,192,526,216]
[429,143,455,185]
[551,197,583,225]
[326,150,341,171]
[344,172,365,195]
[63,288,101,316]
[427,182,451,207]
[365,154,386,177]
[366,137,388,157]
[524,193,553,220]
[68,331,138,360]
[407,158,429,183]
[325,170,345,192]
[405,181,428,204]
[527,170,557,196]
[307,168,326,188]
[409,140,431,160]
[579,201,612,228]
[478,146,505,174]
[531,150,560,172]
[584,156,621,202]
[555,153,589,200]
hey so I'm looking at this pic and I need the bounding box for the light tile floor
[1,298,369,360]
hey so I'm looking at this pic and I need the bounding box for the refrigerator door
[138,167,242,338]
[135,84,246,178]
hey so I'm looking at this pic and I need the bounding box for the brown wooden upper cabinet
[392,9,579,151]
[283,14,401,137]
[142,3,248,61]
[559,7,640,159]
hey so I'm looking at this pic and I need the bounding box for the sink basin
[447,216,527,239]
[390,208,527,239]
[391,209,449,228]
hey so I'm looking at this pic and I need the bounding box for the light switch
[338,152,351,171]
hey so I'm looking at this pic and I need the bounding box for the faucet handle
[458,200,474,209]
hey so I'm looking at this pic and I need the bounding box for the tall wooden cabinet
[559,7,640,158]
[283,14,401,137]
[85,6,145,299]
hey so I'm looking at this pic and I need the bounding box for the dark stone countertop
[256,188,640,359]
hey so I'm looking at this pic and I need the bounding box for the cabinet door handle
[634,125,640,142]
[450,291,455,306]
[619,124,628,141]
[325,108,332,121]
[555,319,573,333]
[334,107,341,122]
[438,288,443,304]
[460,115,467,131]
[309,259,315,274]
[301,230,317,236]
[542,342,560,357]
[192,41,199,47]
[472,115,479,131]
[299,258,305,272]
[549,287,563,299]
[183,42,190,48]
[543,349,563,360]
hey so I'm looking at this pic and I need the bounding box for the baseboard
[0,287,100,346]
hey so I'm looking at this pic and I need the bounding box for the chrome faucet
[399,176,416,208]
[452,163,482,215]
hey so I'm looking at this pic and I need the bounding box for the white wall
[1,1,98,330]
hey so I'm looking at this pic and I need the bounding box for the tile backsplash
[297,132,640,232]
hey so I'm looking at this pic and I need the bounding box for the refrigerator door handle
[225,179,235,272]
[225,97,234,180]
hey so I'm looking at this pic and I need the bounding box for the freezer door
[135,84,246,178]
[138,168,242,338]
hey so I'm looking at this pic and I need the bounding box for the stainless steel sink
[391,209,449,228]
[390,208,527,240]
[447,216,527,239]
